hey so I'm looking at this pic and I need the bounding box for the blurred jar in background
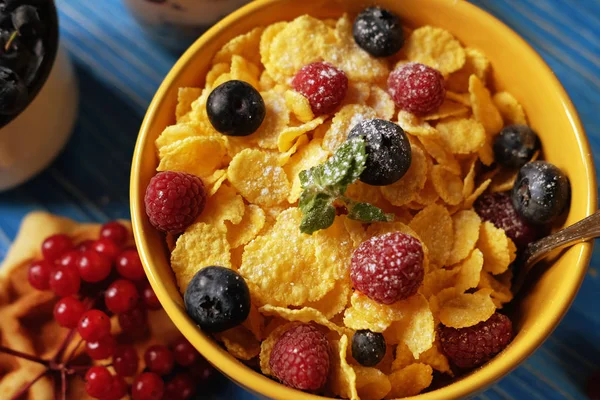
[123,0,252,53]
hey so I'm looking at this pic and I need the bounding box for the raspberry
[351,232,424,304]
[439,312,513,369]
[387,62,445,115]
[291,62,348,116]
[144,171,207,234]
[474,192,544,249]
[269,323,330,391]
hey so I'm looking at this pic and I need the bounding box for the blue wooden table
[0,0,598,398]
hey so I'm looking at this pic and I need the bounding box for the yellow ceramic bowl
[130,0,597,398]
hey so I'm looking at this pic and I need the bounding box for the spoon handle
[522,210,600,267]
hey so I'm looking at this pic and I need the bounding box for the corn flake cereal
[417,340,452,375]
[388,364,434,399]
[446,91,471,106]
[446,48,490,93]
[176,88,202,121]
[343,81,371,106]
[171,222,231,292]
[469,74,503,135]
[215,325,260,360]
[239,209,336,306]
[381,144,427,206]
[447,210,481,265]
[438,289,496,328]
[259,305,349,336]
[493,91,527,125]
[323,104,378,153]
[225,204,265,248]
[436,117,486,155]
[328,335,358,400]
[284,138,331,203]
[228,148,290,207]
[285,90,315,123]
[197,183,245,225]
[479,270,513,308]
[397,110,437,137]
[418,136,461,175]
[384,296,435,358]
[423,99,469,121]
[478,221,517,275]
[157,136,226,178]
[305,278,352,319]
[463,178,492,209]
[213,27,264,66]
[431,165,463,206]
[254,90,290,149]
[353,365,391,400]
[404,26,466,76]
[278,116,326,152]
[367,86,396,120]
[410,205,453,267]
[454,249,484,292]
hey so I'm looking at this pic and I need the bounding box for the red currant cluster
[22,221,215,400]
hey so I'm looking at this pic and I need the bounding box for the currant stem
[52,328,77,364]
[61,369,67,400]
[0,346,49,366]
[10,369,48,400]
[63,338,83,365]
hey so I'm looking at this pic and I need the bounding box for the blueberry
[0,65,27,115]
[348,118,411,186]
[493,124,540,169]
[11,5,43,37]
[353,6,404,58]
[206,80,265,137]
[184,266,250,333]
[351,330,386,367]
[512,161,570,224]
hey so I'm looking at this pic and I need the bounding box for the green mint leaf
[323,137,367,189]
[299,193,336,234]
[347,202,394,223]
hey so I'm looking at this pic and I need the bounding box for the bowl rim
[130,0,597,399]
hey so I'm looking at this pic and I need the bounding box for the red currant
[144,345,174,376]
[28,259,53,290]
[132,372,164,400]
[171,337,198,367]
[113,344,139,377]
[77,249,112,283]
[189,358,216,385]
[164,373,196,400]
[100,375,128,400]
[54,296,86,329]
[78,309,111,341]
[56,250,80,268]
[92,238,121,262]
[85,366,113,398]
[100,221,128,246]
[142,282,161,310]
[118,304,147,333]
[105,279,140,314]
[49,264,81,297]
[76,239,95,252]
[41,234,73,262]
[86,334,117,360]
[115,248,145,280]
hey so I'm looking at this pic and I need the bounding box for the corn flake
[478,221,517,275]
[469,75,503,135]
[490,167,518,193]
[278,116,326,152]
[463,178,492,209]
[323,104,378,153]
[215,325,260,360]
[436,117,486,155]
[353,366,391,400]
[384,297,435,358]
[228,149,290,207]
[418,136,461,175]
[243,304,265,341]
[225,204,265,249]
[447,210,481,265]
[305,278,352,319]
[230,55,261,89]
[438,288,496,328]
[423,99,469,121]
[417,340,452,375]
[284,138,331,203]
[176,88,202,122]
[157,136,226,178]
[381,144,427,206]
[493,91,527,125]
[446,91,471,106]
[255,90,290,149]
[171,222,231,292]
[197,183,245,225]
[431,165,464,206]
[259,305,349,335]
[404,26,466,76]
[285,90,315,123]
[410,205,453,267]
[455,249,484,292]
[213,27,264,66]
[446,48,490,93]
[278,134,309,166]
[343,81,371,106]
[479,270,513,308]
[388,363,434,399]
[420,268,457,299]
[367,86,396,120]
[328,335,358,400]
[397,110,437,137]
[239,209,335,306]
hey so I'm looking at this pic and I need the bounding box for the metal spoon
[512,210,600,294]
